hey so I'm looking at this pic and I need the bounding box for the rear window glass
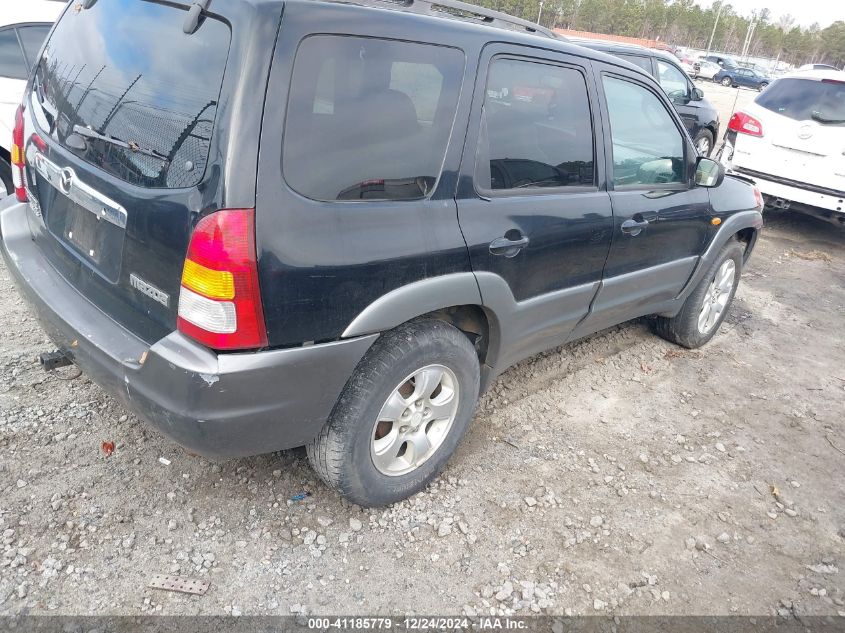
[32,0,231,188]
[756,78,845,124]
[284,36,464,202]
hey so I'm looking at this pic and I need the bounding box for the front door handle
[489,234,529,258]
[621,217,649,236]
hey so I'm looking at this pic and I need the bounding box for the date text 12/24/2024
[307,618,527,630]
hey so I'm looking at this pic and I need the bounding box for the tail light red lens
[11,105,27,202]
[177,209,268,351]
[752,185,764,211]
[728,111,763,137]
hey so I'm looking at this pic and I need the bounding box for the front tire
[654,240,744,349]
[307,318,480,507]
[693,129,714,157]
[758,82,768,91]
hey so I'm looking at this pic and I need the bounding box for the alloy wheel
[697,259,736,334]
[370,364,460,477]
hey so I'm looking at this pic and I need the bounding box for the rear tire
[306,318,480,507]
[654,240,744,349]
[721,76,733,87]
[0,157,13,197]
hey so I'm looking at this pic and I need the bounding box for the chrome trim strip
[26,148,128,229]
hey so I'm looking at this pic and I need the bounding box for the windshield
[756,78,845,124]
[31,0,231,188]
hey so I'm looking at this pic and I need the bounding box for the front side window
[656,60,690,101]
[602,75,686,187]
[475,58,595,192]
[283,36,464,202]
[0,28,26,80]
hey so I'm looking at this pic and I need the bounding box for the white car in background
[798,63,841,72]
[718,69,845,226]
[696,60,722,81]
[679,59,698,78]
[0,0,63,196]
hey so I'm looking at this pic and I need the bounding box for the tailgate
[20,0,232,343]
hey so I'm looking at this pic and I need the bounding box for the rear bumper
[729,167,845,223]
[0,198,377,458]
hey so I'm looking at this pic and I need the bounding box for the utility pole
[706,1,723,54]
[740,19,757,60]
[537,0,544,25]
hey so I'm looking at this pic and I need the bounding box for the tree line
[475,0,845,68]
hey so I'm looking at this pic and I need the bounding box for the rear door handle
[621,218,649,236]
[489,234,529,258]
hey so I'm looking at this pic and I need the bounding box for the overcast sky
[697,0,843,29]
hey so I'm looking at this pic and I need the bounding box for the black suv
[1,0,762,506]
[577,41,721,156]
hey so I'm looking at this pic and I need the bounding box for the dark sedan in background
[714,67,772,91]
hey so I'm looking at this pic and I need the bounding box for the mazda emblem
[59,167,74,195]
[797,125,813,140]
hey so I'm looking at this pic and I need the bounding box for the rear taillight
[752,185,764,211]
[728,111,763,137]
[177,209,268,351]
[11,105,27,202]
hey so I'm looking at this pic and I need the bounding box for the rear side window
[756,78,845,125]
[602,76,685,186]
[17,25,51,66]
[0,28,26,80]
[475,58,595,192]
[32,0,231,188]
[616,54,652,74]
[284,36,464,202]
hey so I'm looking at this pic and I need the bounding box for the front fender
[677,204,762,303]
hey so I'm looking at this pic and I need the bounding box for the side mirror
[695,156,725,187]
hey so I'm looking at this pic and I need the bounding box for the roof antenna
[183,0,211,35]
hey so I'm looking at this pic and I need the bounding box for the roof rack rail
[348,0,562,41]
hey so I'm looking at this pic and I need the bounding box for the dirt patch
[785,249,833,263]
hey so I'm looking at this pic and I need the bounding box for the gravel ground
[1,81,843,616]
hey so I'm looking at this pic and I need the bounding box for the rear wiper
[72,125,169,162]
[811,111,845,125]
